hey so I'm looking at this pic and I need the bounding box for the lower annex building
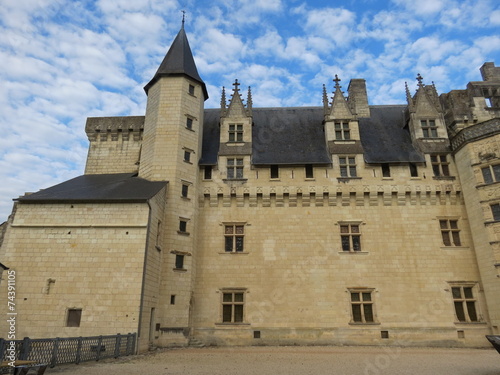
[1,25,500,352]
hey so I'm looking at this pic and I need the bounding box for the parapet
[85,116,145,142]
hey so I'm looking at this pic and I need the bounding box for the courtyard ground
[48,346,500,375]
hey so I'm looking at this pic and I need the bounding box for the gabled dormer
[219,79,253,147]
[217,80,253,182]
[406,74,449,152]
[323,76,364,157]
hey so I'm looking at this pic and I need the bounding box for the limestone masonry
[1,25,499,352]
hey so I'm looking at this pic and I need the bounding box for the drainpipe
[137,200,153,354]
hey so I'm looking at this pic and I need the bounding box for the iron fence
[0,333,136,371]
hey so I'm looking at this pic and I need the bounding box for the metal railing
[0,333,136,370]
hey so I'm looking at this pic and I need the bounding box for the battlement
[85,116,145,142]
[200,183,462,208]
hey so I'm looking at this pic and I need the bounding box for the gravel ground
[47,346,500,375]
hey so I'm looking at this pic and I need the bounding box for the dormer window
[227,158,244,179]
[335,122,350,140]
[421,119,438,138]
[228,124,243,142]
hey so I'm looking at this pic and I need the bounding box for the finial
[181,10,186,28]
[233,79,240,92]
[416,73,424,86]
[333,74,342,89]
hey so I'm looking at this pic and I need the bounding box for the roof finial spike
[221,86,226,110]
[181,10,186,28]
[405,81,412,102]
[322,84,329,110]
[247,86,253,109]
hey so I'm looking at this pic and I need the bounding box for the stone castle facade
[1,25,499,352]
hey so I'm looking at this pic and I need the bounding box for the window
[421,119,438,138]
[179,220,188,233]
[451,286,479,322]
[439,219,461,246]
[270,165,279,179]
[181,184,189,198]
[175,254,184,270]
[170,295,176,305]
[224,224,244,252]
[184,150,191,163]
[228,124,243,142]
[481,164,500,184]
[491,203,500,221]
[204,166,212,180]
[340,223,361,252]
[339,156,357,177]
[227,158,243,179]
[381,164,390,177]
[188,84,195,95]
[335,122,350,140]
[409,163,418,177]
[66,308,82,327]
[186,117,193,130]
[222,291,244,323]
[349,290,375,323]
[430,154,450,177]
[305,165,314,179]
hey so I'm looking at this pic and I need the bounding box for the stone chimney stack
[480,62,500,82]
[347,79,370,118]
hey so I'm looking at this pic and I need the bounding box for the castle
[1,24,499,352]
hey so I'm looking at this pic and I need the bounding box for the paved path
[48,346,500,375]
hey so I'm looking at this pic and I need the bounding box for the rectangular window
[270,165,279,179]
[421,119,438,138]
[188,84,195,95]
[181,184,189,198]
[228,124,243,142]
[305,165,314,179]
[409,163,418,177]
[340,223,361,252]
[227,158,244,179]
[491,203,500,221]
[184,150,191,163]
[204,166,212,180]
[224,224,244,252]
[481,164,500,184]
[186,117,193,130]
[170,295,176,305]
[66,308,82,327]
[175,254,184,269]
[179,220,187,233]
[222,291,245,323]
[339,156,357,177]
[381,164,391,177]
[451,286,479,322]
[350,290,375,323]
[440,219,461,246]
[335,122,350,140]
[430,154,450,177]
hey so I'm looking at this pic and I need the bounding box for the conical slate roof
[144,26,208,99]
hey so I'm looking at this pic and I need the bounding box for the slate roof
[200,105,424,165]
[17,173,167,203]
[144,26,208,99]
[359,105,425,163]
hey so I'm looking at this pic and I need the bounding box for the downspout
[137,200,153,354]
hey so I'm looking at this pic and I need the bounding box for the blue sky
[0,0,499,221]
